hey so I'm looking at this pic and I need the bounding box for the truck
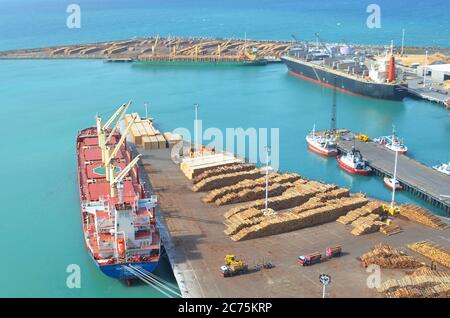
[297,252,322,266]
[325,245,342,258]
[221,255,248,277]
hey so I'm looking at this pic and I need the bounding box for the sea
[0,0,449,297]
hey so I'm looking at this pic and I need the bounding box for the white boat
[306,125,338,156]
[433,162,450,176]
[336,147,372,175]
[374,126,407,154]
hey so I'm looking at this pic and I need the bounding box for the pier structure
[0,36,294,63]
[331,130,450,214]
[135,146,450,298]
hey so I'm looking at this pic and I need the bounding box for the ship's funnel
[388,55,396,82]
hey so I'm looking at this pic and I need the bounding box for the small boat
[336,146,371,175]
[306,126,338,156]
[306,78,338,157]
[384,177,402,190]
[374,126,407,154]
[433,162,450,176]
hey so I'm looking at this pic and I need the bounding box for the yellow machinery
[382,203,400,216]
[222,255,248,276]
[355,133,369,142]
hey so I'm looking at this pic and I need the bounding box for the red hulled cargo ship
[76,103,161,280]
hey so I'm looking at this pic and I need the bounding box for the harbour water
[1,0,449,298]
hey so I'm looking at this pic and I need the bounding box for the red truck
[297,252,322,266]
[298,246,342,266]
[325,245,342,258]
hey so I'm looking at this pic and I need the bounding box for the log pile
[180,153,243,180]
[408,241,450,268]
[228,196,368,241]
[214,182,294,206]
[359,244,423,269]
[350,219,383,236]
[202,173,300,204]
[379,224,403,236]
[399,204,448,230]
[378,267,450,298]
[193,163,256,184]
[336,201,383,225]
[192,169,262,192]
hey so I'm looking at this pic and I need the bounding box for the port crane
[151,33,160,56]
[314,32,333,57]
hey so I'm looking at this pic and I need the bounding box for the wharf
[137,147,450,298]
[332,131,450,215]
[406,78,450,107]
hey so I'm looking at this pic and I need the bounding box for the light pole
[423,50,428,88]
[194,103,199,156]
[264,146,271,215]
[144,102,149,120]
[401,28,405,56]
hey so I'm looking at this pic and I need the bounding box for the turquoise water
[0,0,449,298]
[1,59,449,297]
[0,0,449,50]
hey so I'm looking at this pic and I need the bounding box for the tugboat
[306,125,338,156]
[384,148,402,190]
[433,162,450,176]
[374,126,407,154]
[306,77,338,157]
[336,146,371,175]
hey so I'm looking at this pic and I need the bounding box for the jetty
[132,137,450,298]
[0,37,294,63]
[330,130,450,214]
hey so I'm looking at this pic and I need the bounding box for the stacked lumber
[215,182,293,206]
[359,244,423,269]
[193,169,262,192]
[399,204,448,230]
[408,241,450,268]
[180,153,243,180]
[378,267,450,298]
[193,163,255,184]
[336,201,383,225]
[162,132,182,147]
[125,112,168,150]
[229,196,368,241]
[223,181,342,219]
[379,224,403,236]
[203,173,300,205]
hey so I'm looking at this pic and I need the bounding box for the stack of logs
[378,267,450,298]
[359,244,423,269]
[408,241,450,268]
[399,204,448,230]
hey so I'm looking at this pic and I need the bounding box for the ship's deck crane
[314,32,333,57]
[96,102,129,162]
[104,115,137,182]
[105,101,131,145]
[111,154,142,200]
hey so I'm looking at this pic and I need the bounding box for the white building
[417,64,450,83]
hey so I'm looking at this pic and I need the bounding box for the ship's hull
[97,260,159,279]
[76,127,161,281]
[282,56,408,101]
[307,140,338,156]
[383,177,402,191]
[336,156,371,176]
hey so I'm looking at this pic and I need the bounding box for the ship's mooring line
[133,265,180,291]
[123,266,176,298]
[128,265,181,297]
